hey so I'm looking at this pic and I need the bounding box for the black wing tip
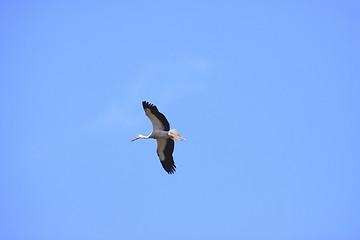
[167,163,176,174]
[164,164,176,174]
[160,156,176,174]
[142,101,155,109]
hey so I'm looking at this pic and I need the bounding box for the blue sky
[1,1,360,239]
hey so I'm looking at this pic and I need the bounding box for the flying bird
[131,101,185,174]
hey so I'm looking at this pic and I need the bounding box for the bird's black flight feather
[159,139,176,174]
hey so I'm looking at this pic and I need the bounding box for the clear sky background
[1,1,360,239]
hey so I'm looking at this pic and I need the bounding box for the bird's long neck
[131,134,151,142]
[139,134,150,139]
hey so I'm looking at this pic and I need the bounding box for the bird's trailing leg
[179,136,186,141]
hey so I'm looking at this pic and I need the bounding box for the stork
[131,101,185,174]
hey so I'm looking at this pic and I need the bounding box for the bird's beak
[131,137,139,142]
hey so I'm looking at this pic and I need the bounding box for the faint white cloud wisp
[187,58,210,72]
[89,57,212,130]
[95,104,135,128]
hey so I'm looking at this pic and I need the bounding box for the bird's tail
[169,129,179,137]
[168,129,185,141]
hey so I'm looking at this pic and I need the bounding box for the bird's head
[131,134,144,142]
[131,135,140,142]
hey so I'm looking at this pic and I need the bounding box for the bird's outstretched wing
[156,138,176,174]
[142,101,170,131]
